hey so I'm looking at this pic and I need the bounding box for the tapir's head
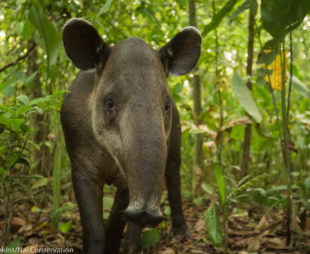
[63,18,201,226]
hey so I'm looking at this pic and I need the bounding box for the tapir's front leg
[165,104,187,238]
[72,170,105,254]
[165,155,187,238]
[123,222,142,254]
[105,188,129,253]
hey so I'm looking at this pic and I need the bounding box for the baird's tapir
[61,18,201,254]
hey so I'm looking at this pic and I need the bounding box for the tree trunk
[188,0,204,195]
[26,41,52,177]
[241,2,256,178]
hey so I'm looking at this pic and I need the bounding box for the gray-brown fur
[61,18,201,254]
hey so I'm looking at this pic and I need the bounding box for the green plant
[259,0,310,244]
[205,161,228,251]
[140,228,161,249]
[0,92,63,245]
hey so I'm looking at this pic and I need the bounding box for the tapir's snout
[124,202,163,226]
[120,105,167,227]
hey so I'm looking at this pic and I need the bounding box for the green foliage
[251,186,286,208]
[228,173,267,201]
[52,142,61,228]
[229,0,257,22]
[0,0,309,250]
[58,221,72,234]
[0,93,61,175]
[140,228,161,249]
[205,204,222,248]
[202,0,241,36]
[231,72,262,123]
[292,75,310,99]
[99,0,114,15]
[4,239,20,254]
[261,0,310,41]
[28,2,60,67]
[296,177,310,210]
[213,163,226,212]
[103,196,114,220]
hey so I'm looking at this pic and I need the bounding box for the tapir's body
[61,18,201,254]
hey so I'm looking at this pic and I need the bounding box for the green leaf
[10,118,24,132]
[205,204,222,248]
[140,228,161,249]
[230,0,257,22]
[5,239,20,254]
[229,0,250,22]
[14,21,25,35]
[16,105,33,115]
[31,206,42,213]
[0,167,5,177]
[201,182,213,195]
[7,153,20,169]
[261,0,310,41]
[291,76,310,99]
[304,177,310,193]
[202,0,240,36]
[58,221,72,234]
[257,40,279,67]
[31,177,49,190]
[99,0,114,15]
[17,94,30,105]
[284,1,310,35]
[232,72,262,123]
[0,114,11,129]
[16,157,30,169]
[28,4,60,66]
[164,206,171,217]
[103,196,114,210]
[25,71,39,88]
[213,163,226,208]
[142,8,160,24]
[0,105,15,115]
[261,0,283,40]
[103,196,114,220]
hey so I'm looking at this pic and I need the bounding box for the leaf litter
[1,196,310,253]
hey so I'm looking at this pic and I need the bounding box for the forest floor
[1,195,310,254]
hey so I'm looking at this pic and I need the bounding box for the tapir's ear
[160,27,202,76]
[63,18,110,72]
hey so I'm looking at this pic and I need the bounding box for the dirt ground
[1,196,310,254]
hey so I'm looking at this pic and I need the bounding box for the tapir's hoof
[124,207,163,226]
[171,224,189,242]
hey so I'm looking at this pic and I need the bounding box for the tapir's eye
[106,98,116,111]
[164,100,171,112]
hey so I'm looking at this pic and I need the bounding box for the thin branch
[0,43,36,73]
[287,31,293,121]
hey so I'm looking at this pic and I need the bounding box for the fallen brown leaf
[194,219,205,233]
[18,223,33,234]
[160,247,175,254]
[266,237,287,250]
[11,217,26,232]
[235,236,264,250]
[246,237,261,250]
[257,215,269,229]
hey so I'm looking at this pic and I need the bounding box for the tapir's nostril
[124,207,163,226]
